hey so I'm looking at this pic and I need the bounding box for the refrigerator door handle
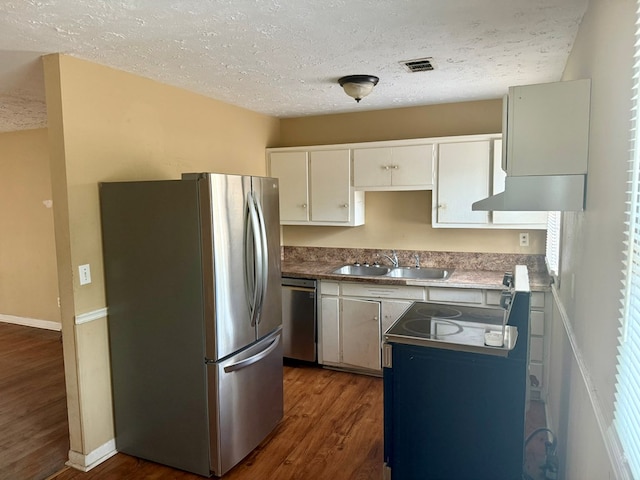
[223,335,280,373]
[245,191,264,327]
[253,194,269,324]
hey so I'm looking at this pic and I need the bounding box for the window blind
[615,2,640,476]
[545,211,561,277]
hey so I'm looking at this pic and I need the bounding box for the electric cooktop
[384,301,518,356]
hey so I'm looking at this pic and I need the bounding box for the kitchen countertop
[281,260,552,291]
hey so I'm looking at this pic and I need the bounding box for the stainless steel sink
[332,265,391,276]
[386,267,452,280]
[331,264,451,280]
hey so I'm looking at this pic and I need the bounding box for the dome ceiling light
[338,75,379,103]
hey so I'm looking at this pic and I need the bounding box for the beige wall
[43,53,280,458]
[546,0,635,477]
[0,128,60,323]
[284,190,545,253]
[279,100,546,254]
[278,99,503,146]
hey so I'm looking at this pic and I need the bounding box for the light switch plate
[79,264,92,285]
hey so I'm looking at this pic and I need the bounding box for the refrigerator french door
[100,173,283,477]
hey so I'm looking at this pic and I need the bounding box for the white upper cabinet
[309,150,352,223]
[435,140,491,225]
[433,137,547,229]
[491,140,548,226]
[269,151,309,222]
[504,79,590,177]
[268,148,364,226]
[353,144,434,190]
[269,133,548,229]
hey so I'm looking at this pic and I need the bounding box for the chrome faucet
[382,250,399,268]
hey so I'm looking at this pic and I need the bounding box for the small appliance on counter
[383,265,531,480]
[100,173,283,477]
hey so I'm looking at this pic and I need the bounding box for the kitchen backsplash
[282,246,547,273]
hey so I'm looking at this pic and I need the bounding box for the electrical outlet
[519,232,529,247]
[79,264,92,285]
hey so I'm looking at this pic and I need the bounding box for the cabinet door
[353,147,393,187]
[353,145,433,189]
[320,296,340,365]
[269,151,309,222]
[506,79,590,176]
[391,144,434,187]
[381,300,412,336]
[310,150,351,222]
[341,298,381,371]
[436,141,490,224]
[491,140,548,226]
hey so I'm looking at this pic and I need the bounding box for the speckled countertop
[281,247,552,291]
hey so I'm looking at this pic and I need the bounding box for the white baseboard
[66,439,117,472]
[0,313,61,331]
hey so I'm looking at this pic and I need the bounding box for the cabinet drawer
[531,292,545,308]
[485,290,503,306]
[341,283,425,300]
[530,337,544,362]
[428,287,483,304]
[320,281,340,296]
[531,310,544,336]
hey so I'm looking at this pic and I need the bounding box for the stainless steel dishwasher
[281,277,317,362]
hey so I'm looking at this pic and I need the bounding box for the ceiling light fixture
[338,75,379,103]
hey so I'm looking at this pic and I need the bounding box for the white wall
[547,0,635,477]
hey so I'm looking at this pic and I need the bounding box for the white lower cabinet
[486,289,549,400]
[319,280,550,384]
[320,295,340,364]
[341,298,381,371]
[381,300,414,336]
[319,281,422,373]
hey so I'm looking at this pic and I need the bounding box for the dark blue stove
[382,266,531,480]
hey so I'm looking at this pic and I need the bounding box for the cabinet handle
[301,203,308,208]
[383,165,390,170]
[341,204,348,208]
[392,165,399,169]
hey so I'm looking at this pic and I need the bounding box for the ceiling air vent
[401,57,435,73]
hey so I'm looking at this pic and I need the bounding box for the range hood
[473,79,591,212]
[472,175,585,211]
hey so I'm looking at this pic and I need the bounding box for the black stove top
[384,301,511,353]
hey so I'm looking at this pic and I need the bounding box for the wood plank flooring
[48,362,548,480]
[49,364,383,480]
[0,322,69,480]
[0,322,548,480]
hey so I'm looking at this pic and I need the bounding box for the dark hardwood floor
[49,364,383,480]
[0,322,69,480]
[47,362,548,480]
[0,322,548,480]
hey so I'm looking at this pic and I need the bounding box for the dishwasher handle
[282,277,317,289]
[286,286,316,294]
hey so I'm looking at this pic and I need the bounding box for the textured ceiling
[0,0,587,132]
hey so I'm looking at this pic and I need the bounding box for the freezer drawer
[208,328,284,476]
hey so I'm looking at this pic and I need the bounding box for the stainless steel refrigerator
[99,173,283,477]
